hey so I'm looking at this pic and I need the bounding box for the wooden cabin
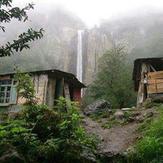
[133,58,163,106]
[0,69,85,110]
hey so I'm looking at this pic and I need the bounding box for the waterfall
[77,30,84,82]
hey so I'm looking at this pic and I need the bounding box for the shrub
[0,98,98,163]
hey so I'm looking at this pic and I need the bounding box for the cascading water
[77,30,84,82]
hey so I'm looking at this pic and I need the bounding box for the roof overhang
[0,69,86,88]
[133,57,163,91]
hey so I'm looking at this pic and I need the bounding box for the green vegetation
[99,111,132,129]
[0,98,98,163]
[127,105,163,162]
[84,46,136,109]
[101,119,119,129]
[143,98,162,109]
[0,72,97,162]
[14,71,36,104]
[0,0,43,57]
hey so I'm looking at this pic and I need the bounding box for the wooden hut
[0,69,85,109]
[133,58,163,106]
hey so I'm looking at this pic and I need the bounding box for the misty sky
[15,0,163,27]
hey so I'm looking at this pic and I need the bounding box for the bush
[0,98,98,163]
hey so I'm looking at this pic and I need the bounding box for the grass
[127,105,163,163]
[143,98,162,109]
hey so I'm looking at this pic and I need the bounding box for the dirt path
[83,116,139,156]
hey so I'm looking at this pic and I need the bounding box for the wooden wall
[46,78,56,107]
[147,71,163,94]
[18,74,48,105]
[0,73,81,107]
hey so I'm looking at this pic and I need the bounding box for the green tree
[0,0,44,57]
[86,46,136,109]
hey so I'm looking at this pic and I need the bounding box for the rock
[114,110,124,120]
[135,116,144,123]
[144,111,154,118]
[132,112,141,117]
[81,150,97,162]
[84,99,111,116]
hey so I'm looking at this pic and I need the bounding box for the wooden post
[137,63,148,107]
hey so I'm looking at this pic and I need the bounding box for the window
[0,79,17,105]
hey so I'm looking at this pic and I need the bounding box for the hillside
[83,104,161,162]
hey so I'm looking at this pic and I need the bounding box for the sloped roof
[0,68,85,88]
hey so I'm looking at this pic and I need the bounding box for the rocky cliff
[1,10,163,86]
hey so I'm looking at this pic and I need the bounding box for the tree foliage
[0,0,44,57]
[14,70,36,104]
[84,46,136,109]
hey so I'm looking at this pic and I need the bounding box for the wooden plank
[137,63,148,106]
[46,79,56,107]
[148,71,163,79]
[0,76,10,80]
[148,88,163,94]
[148,83,163,94]
[148,79,163,84]
[155,79,157,93]
[64,83,70,100]
[147,77,163,94]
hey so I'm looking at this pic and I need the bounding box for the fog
[15,0,163,27]
[1,0,163,84]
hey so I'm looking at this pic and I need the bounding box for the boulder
[114,110,124,120]
[84,99,111,116]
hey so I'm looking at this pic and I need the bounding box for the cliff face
[82,28,113,84]
[0,9,84,76]
[82,12,163,84]
[1,10,163,86]
[0,8,114,85]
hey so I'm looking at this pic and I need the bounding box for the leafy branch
[0,28,44,57]
[0,0,34,31]
[0,0,44,57]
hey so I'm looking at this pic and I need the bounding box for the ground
[82,108,157,157]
